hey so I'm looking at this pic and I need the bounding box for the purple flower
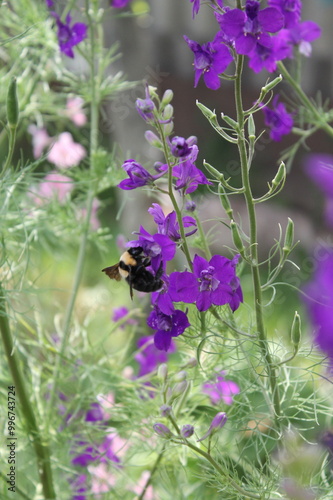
[217,0,284,55]
[45,0,54,7]
[302,247,333,369]
[170,136,197,158]
[262,95,293,141]
[136,86,156,122]
[148,203,197,241]
[110,0,131,8]
[284,21,321,57]
[268,0,302,28]
[117,159,163,190]
[197,412,227,442]
[52,13,87,59]
[169,254,243,313]
[247,29,292,73]
[202,372,240,405]
[70,474,87,500]
[184,32,233,90]
[85,403,105,423]
[181,424,194,438]
[172,145,212,194]
[304,154,333,228]
[112,306,137,328]
[134,335,175,377]
[153,423,173,438]
[128,225,176,266]
[147,307,190,351]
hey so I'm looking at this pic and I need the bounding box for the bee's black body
[102,246,163,299]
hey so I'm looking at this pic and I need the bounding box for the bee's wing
[102,263,121,281]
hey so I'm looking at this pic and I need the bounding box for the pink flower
[31,171,74,205]
[65,96,87,126]
[96,392,115,420]
[48,132,86,168]
[202,371,240,405]
[88,462,117,496]
[28,125,52,158]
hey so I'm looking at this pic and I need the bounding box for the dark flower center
[199,266,220,292]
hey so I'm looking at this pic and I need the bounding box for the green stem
[194,211,212,260]
[137,446,166,500]
[1,127,16,180]
[47,1,101,420]
[278,61,333,139]
[234,55,281,423]
[0,285,56,499]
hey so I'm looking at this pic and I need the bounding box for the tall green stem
[47,1,100,419]
[0,285,56,498]
[234,55,281,422]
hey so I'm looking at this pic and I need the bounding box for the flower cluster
[111,87,243,352]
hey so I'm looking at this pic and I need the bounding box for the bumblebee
[102,246,164,300]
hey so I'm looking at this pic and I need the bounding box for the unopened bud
[173,370,187,382]
[185,357,197,368]
[196,100,217,122]
[144,130,162,148]
[283,217,294,254]
[197,412,227,442]
[7,77,19,129]
[291,311,301,349]
[230,220,245,255]
[221,113,239,131]
[161,89,174,106]
[203,160,222,181]
[160,404,172,417]
[261,75,283,95]
[181,424,194,438]
[171,380,188,399]
[162,104,173,120]
[153,423,173,439]
[158,363,168,383]
[247,114,256,138]
[271,162,286,189]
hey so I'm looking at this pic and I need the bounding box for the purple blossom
[302,247,333,370]
[247,29,292,73]
[284,21,321,57]
[117,159,163,190]
[268,0,302,28]
[128,225,176,267]
[147,307,190,351]
[85,403,105,423]
[52,13,87,59]
[202,372,240,405]
[153,423,173,438]
[148,203,197,241]
[134,335,176,377]
[184,32,233,90]
[112,306,137,328]
[151,274,175,316]
[304,154,333,228]
[262,95,293,141]
[172,145,212,194]
[197,412,227,442]
[169,254,243,313]
[110,0,131,8]
[45,0,54,7]
[70,474,87,500]
[217,0,284,56]
[181,424,194,438]
[170,136,197,158]
[135,86,156,122]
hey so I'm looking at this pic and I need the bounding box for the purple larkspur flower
[52,13,87,59]
[262,95,293,141]
[302,247,333,370]
[197,412,227,442]
[217,0,284,56]
[85,402,105,423]
[284,20,321,57]
[148,203,197,241]
[117,159,164,190]
[202,372,240,405]
[153,423,173,438]
[181,424,194,438]
[151,274,175,316]
[112,306,137,328]
[169,254,243,313]
[172,145,212,194]
[110,0,131,8]
[128,225,176,266]
[247,29,292,73]
[136,86,156,122]
[304,154,333,228]
[268,0,302,28]
[147,307,190,351]
[134,335,175,377]
[184,32,233,90]
[170,136,197,158]
[70,474,87,500]
[45,0,54,7]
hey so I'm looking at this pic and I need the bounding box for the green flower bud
[283,217,294,254]
[161,89,174,106]
[171,380,188,399]
[7,77,19,129]
[291,311,301,349]
[153,423,173,439]
[173,370,187,382]
[247,114,256,139]
[158,363,168,383]
[203,160,222,181]
[230,220,245,255]
[271,162,286,189]
[162,104,173,120]
[218,184,233,218]
[196,100,217,122]
[221,113,239,131]
[261,75,283,95]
